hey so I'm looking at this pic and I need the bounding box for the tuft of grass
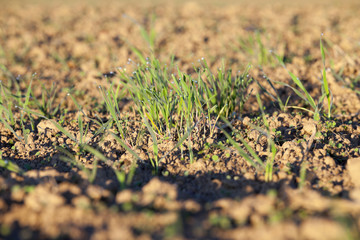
[119,57,252,137]
[198,59,253,118]
[117,57,253,164]
[0,75,37,143]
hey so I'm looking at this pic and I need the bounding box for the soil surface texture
[1,0,360,239]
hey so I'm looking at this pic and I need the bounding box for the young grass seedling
[119,58,178,137]
[198,59,253,118]
[143,114,160,174]
[0,81,16,127]
[30,82,64,119]
[254,71,291,112]
[256,93,277,182]
[98,84,126,141]
[56,146,98,184]
[220,118,265,171]
[271,37,333,120]
[320,35,332,119]
[0,76,36,144]
[237,31,278,66]
[0,151,24,174]
[123,13,157,63]
[82,145,137,189]
[219,94,277,182]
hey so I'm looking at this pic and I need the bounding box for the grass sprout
[273,54,328,120]
[30,82,63,119]
[0,151,23,174]
[320,36,332,119]
[254,71,291,112]
[123,13,157,63]
[267,37,333,121]
[0,80,17,127]
[98,83,126,140]
[83,145,137,188]
[256,93,277,182]
[56,146,98,184]
[220,118,264,171]
[198,59,253,118]
[143,115,160,174]
[219,94,277,182]
[117,57,253,164]
[237,31,279,66]
[0,77,36,143]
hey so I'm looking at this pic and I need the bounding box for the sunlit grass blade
[275,54,316,109]
[99,85,125,140]
[0,158,23,174]
[265,141,277,182]
[220,117,264,170]
[256,93,276,182]
[56,146,96,183]
[130,45,147,64]
[110,132,143,162]
[143,115,159,173]
[50,119,77,142]
[0,109,23,141]
[320,37,331,118]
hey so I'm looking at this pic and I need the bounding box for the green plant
[118,57,253,164]
[272,37,333,121]
[56,145,98,183]
[219,94,277,182]
[98,83,127,141]
[143,115,160,174]
[119,58,178,137]
[256,94,277,182]
[0,151,23,174]
[320,36,332,119]
[198,59,253,118]
[237,31,278,66]
[220,118,265,171]
[325,120,336,129]
[123,13,157,63]
[30,82,65,119]
[0,76,36,143]
[0,80,16,127]
[254,72,291,112]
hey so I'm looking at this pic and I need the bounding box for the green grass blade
[0,111,23,141]
[0,158,23,174]
[143,116,158,159]
[83,145,109,162]
[320,38,331,118]
[50,120,76,142]
[110,132,143,162]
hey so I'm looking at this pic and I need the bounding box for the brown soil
[1,0,360,239]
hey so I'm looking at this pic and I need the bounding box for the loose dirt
[1,0,360,239]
